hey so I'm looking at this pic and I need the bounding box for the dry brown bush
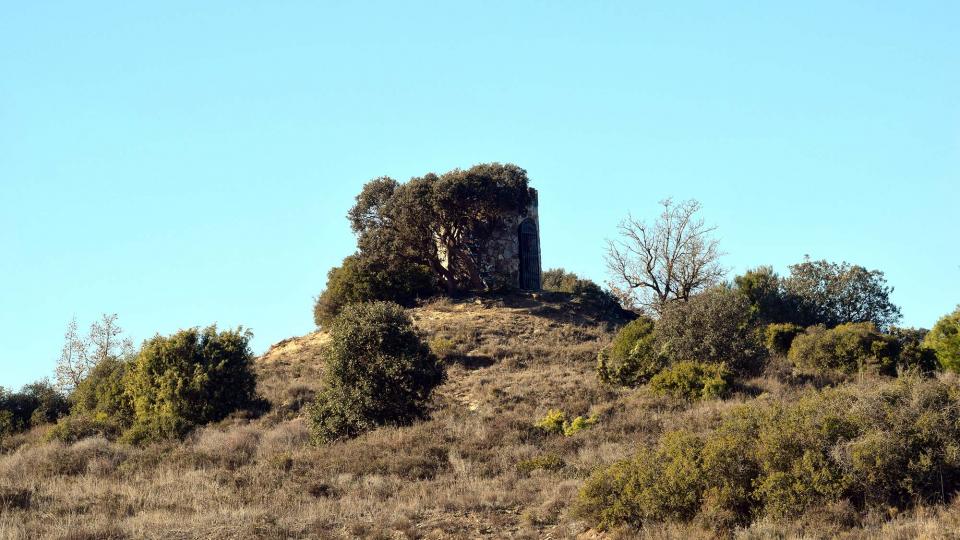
[191,425,261,469]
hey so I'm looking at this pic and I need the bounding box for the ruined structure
[476,188,542,291]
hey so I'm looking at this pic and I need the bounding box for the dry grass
[2,295,959,539]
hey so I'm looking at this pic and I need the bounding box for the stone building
[476,188,542,291]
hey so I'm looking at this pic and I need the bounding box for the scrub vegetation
[4,293,959,539]
[2,168,958,538]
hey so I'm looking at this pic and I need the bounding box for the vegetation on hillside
[578,375,960,531]
[309,301,444,443]
[926,306,960,370]
[2,292,959,538]
[0,381,68,438]
[2,168,957,538]
[42,322,265,445]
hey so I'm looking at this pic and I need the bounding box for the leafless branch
[54,313,133,392]
[604,198,726,313]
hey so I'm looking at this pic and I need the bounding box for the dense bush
[542,267,622,311]
[310,302,445,443]
[649,361,732,401]
[50,357,134,442]
[123,326,261,443]
[787,323,897,375]
[655,286,763,374]
[925,307,960,372]
[596,316,663,386]
[735,266,799,324]
[0,381,69,437]
[534,409,598,436]
[72,357,132,418]
[0,406,9,437]
[314,253,436,327]
[576,430,706,529]
[22,380,70,427]
[569,279,623,311]
[764,323,804,356]
[48,414,114,444]
[887,326,939,374]
[577,375,960,530]
[542,268,580,292]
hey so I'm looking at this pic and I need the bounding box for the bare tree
[605,198,725,313]
[55,316,91,391]
[88,314,134,365]
[54,314,133,392]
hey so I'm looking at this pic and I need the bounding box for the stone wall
[478,189,541,291]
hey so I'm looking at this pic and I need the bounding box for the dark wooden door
[518,220,540,290]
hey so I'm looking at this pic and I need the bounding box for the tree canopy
[735,260,902,330]
[784,258,901,329]
[925,306,960,371]
[351,163,534,293]
[315,163,535,325]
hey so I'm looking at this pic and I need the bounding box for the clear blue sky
[2,2,957,389]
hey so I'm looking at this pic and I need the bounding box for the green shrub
[925,306,960,372]
[844,376,960,508]
[542,268,580,292]
[655,286,764,374]
[787,323,896,375]
[50,357,133,443]
[764,323,804,356]
[577,375,960,531]
[428,336,456,359]
[123,326,261,443]
[696,407,765,528]
[735,266,801,325]
[309,302,444,443]
[0,409,12,438]
[533,409,567,434]
[571,279,622,311]
[887,326,938,374]
[543,268,622,311]
[516,453,565,474]
[50,355,137,443]
[576,430,706,529]
[49,414,125,443]
[563,414,599,436]
[313,253,436,327]
[71,357,133,422]
[0,380,69,436]
[750,391,858,518]
[649,361,732,401]
[534,409,598,436]
[23,380,70,427]
[597,316,663,386]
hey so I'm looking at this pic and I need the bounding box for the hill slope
[3,295,960,538]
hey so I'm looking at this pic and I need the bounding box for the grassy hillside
[2,295,959,539]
